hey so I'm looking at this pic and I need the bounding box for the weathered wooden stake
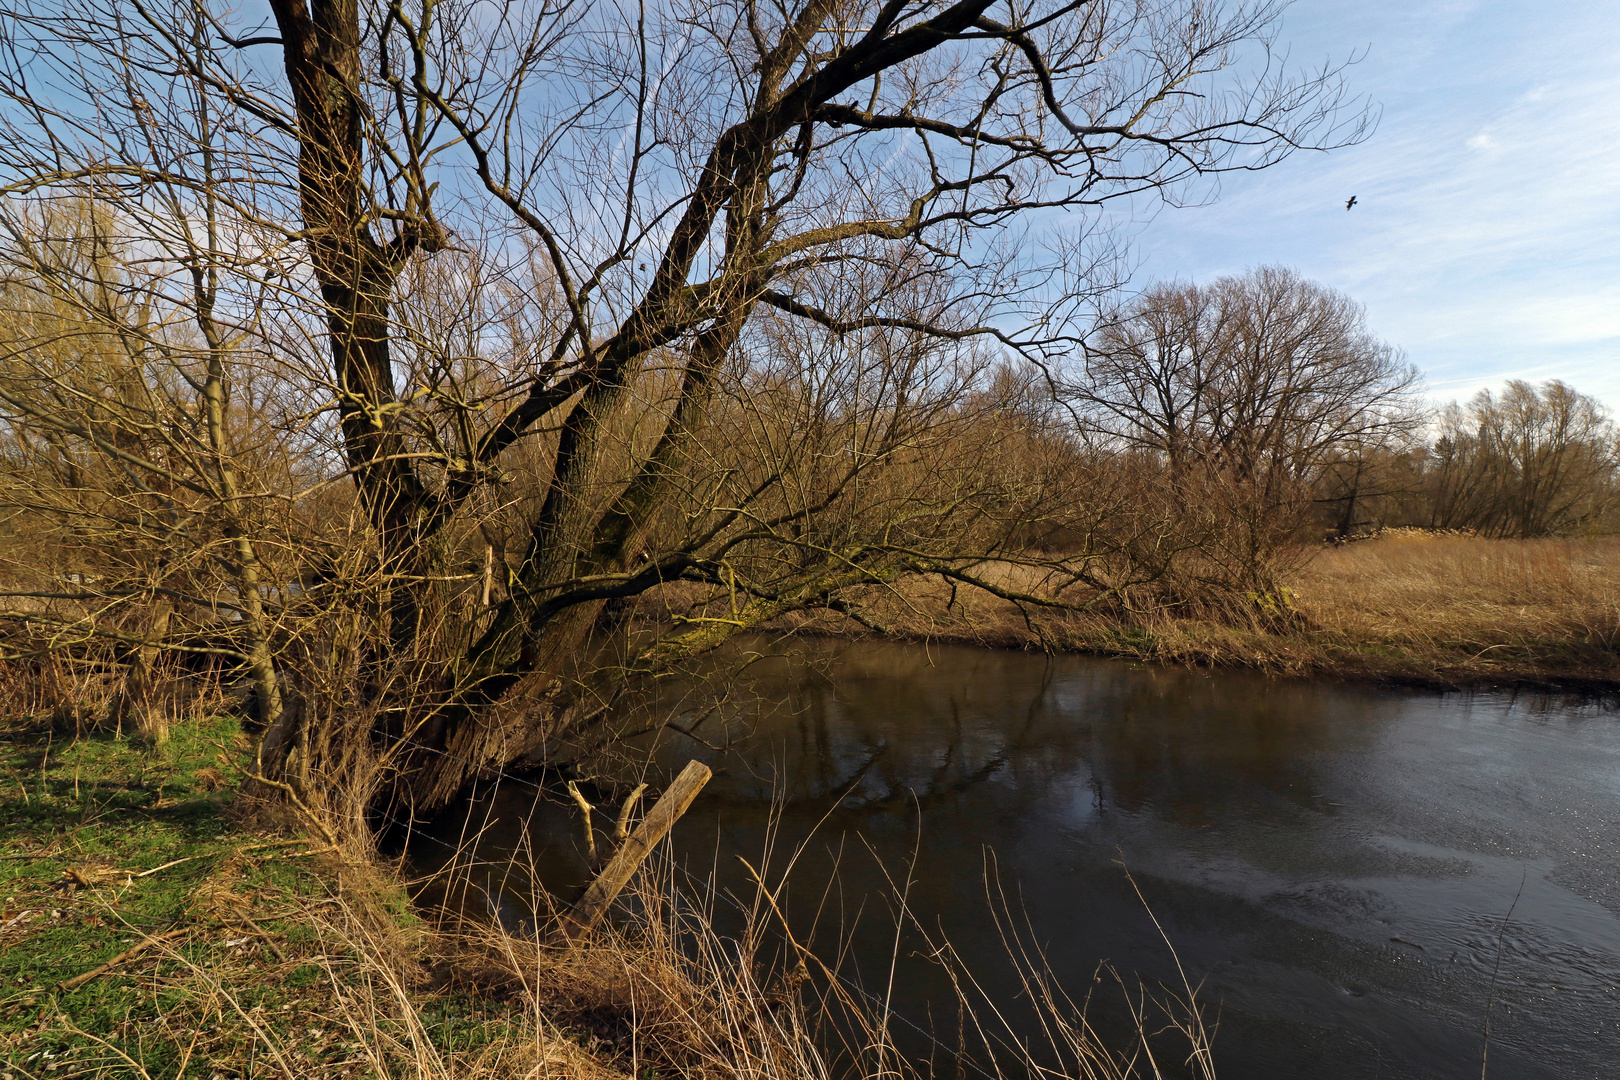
[557,760,711,941]
[564,780,597,863]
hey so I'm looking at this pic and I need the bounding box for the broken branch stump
[557,760,711,942]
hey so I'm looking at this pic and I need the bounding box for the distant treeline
[1032,268,1619,624]
[1314,379,1619,541]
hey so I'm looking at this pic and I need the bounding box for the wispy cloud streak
[1128,0,1620,407]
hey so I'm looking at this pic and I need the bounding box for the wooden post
[557,760,711,941]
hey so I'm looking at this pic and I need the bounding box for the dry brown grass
[652,535,1620,691]
[1296,532,1620,636]
[428,853,1218,1080]
[1287,532,1620,688]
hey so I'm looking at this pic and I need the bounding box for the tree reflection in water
[417,638,1620,1080]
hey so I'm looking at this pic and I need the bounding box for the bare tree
[0,195,300,745]
[1071,266,1419,615]
[1425,380,1618,538]
[0,0,1368,819]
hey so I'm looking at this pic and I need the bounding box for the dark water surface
[416,641,1620,1079]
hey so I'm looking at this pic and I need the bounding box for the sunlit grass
[700,534,1620,689]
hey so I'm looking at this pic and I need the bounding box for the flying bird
[1345,195,1358,210]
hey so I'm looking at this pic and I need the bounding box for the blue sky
[1125,0,1620,410]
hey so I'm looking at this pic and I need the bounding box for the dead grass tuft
[432,858,1217,1080]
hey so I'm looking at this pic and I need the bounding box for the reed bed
[1281,533,1620,688]
[1296,532,1620,647]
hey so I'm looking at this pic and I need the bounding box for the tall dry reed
[15,831,1218,1080]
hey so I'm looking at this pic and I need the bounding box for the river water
[415,639,1620,1079]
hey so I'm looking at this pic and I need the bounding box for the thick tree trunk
[272,0,431,623]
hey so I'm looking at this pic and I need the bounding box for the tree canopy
[0,0,1369,824]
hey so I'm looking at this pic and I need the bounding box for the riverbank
[2,717,1001,1080]
[763,534,1620,694]
[0,716,635,1079]
[7,536,1609,1074]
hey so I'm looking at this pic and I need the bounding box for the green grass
[2,713,307,1069]
[0,713,536,1079]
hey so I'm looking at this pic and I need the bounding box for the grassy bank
[5,715,1202,1080]
[0,716,623,1079]
[760,534,1620,692]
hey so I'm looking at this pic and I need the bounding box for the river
[412,639,1620,1079]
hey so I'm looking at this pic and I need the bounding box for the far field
[749,534,1620,693]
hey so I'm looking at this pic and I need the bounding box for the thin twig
[47,926,189,997]
[133,854,205,878]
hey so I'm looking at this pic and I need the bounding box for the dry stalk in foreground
[431,830,1220,1080]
